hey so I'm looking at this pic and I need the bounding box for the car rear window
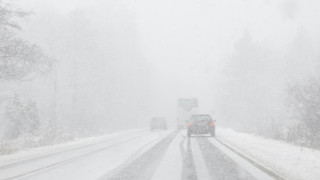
[191,115,212,122]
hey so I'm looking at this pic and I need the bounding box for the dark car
[150,117,167,131]
[187,114,215,137]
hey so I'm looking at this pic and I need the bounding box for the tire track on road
[198,137,256,180]
[102,131,177,180]
[179,135,198,180]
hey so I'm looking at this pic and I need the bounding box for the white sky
[17,0,320,117]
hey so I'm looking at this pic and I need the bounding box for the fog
[1,0,320,150]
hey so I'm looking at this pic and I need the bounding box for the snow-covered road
[0,130,171,180]
[2,128,317,180]
[103,130,274,180]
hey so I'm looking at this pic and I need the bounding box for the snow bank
[217,128,320,180]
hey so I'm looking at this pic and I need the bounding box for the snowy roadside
[0,130,173,180]
[217,128,320,180]
[0,129,147,167]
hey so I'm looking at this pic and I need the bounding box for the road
[0,130,279,180]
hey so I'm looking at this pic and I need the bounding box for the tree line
[0,0,52,153]
[220,30,320,149]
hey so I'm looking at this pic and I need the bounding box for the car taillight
[188,123,192,127]
[210,122,214,126]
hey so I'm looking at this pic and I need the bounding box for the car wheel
[211,131,215,137]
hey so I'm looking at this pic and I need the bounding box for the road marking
[191,138,211,180]
[216,138,286,180]
[208,138,275,180]
[100,131,177,180]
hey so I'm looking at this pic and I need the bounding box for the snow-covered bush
[0,95,43,154]
[0,133,42,154]
[256,118,285,140]
[287,68,320,149]
[4,95,40,138]
[286,124,311,147]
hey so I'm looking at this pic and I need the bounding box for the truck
[176,98,198,129]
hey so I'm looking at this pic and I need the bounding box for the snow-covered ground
[217,128,320,180]
[2,128,319,180]
[0,129,146,166]
[0,129,172,180]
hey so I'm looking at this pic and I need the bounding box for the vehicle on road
[177,98,198,129]
[150,117,167,131]
[187,114,215,137]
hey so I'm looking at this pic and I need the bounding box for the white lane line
[208,138,275,180]
[191,138,211,180]
[151,133,182,180]
[216,137,286,180]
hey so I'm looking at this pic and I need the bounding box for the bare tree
[0,0,51,81]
